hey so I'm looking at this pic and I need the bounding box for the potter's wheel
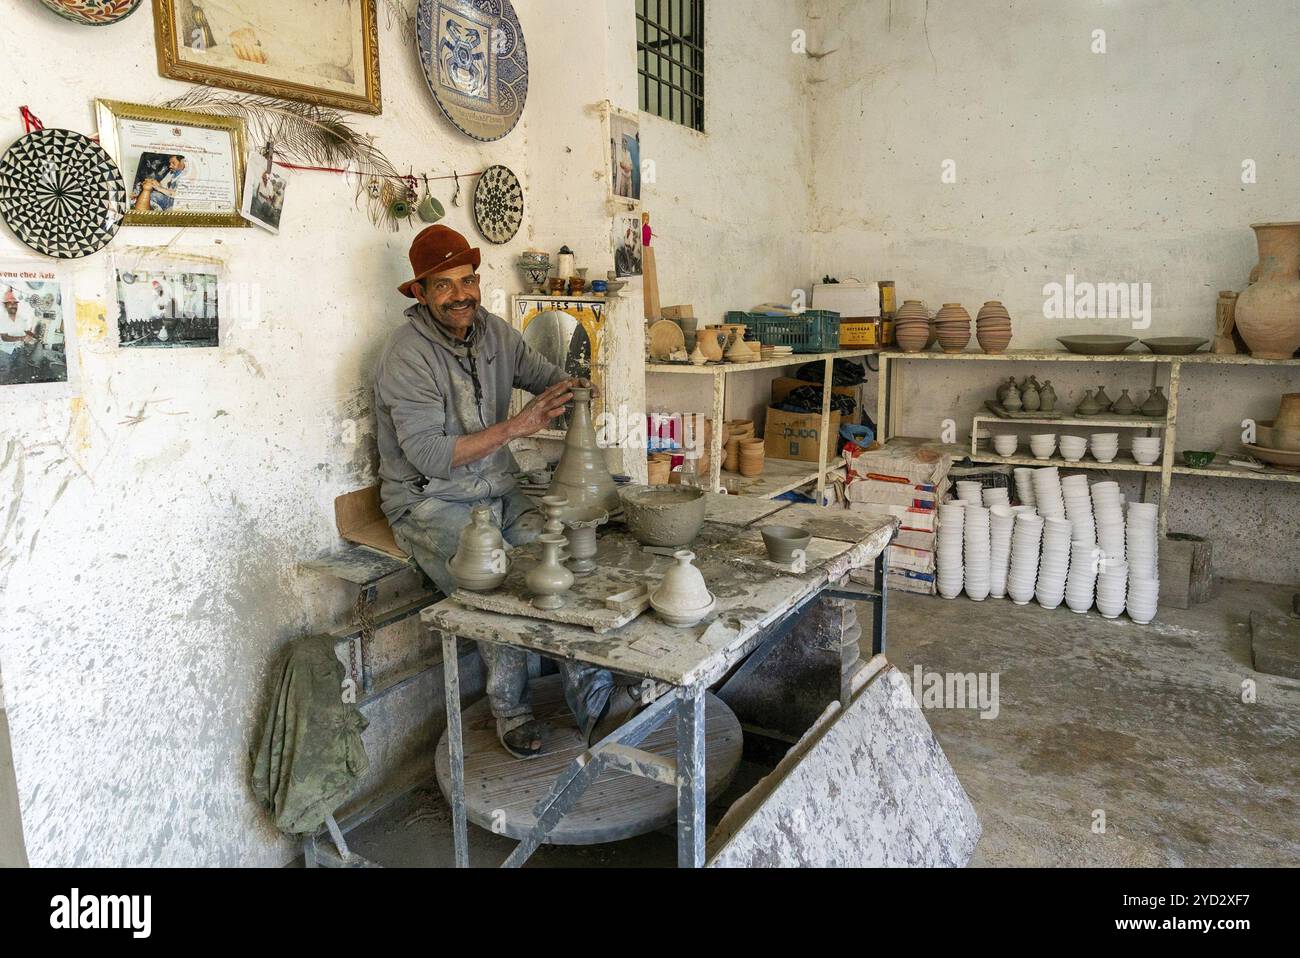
[435,675,742,845]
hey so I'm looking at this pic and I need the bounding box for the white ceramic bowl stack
[963,505,992,601]
[1058,435,1088,462]
[982,485,1010,508]
[1125,502,1160,624]
[936,502,967,599]
[1006,513,1044,605]
[988,505,1015,599]
[1131,436,1163,466]
[1060,474,1096,545]
[1035,517,1073,610]
[993,434,1019,457]
[1065,540,1100,613]
[956,480,984,504]
[1031,467,1066,519]
[1090,433,1119,463]
[1090,481,1126,563]
[1095,559,1129,619]
[1013,467,1037,507]
[1029,433,1057,460]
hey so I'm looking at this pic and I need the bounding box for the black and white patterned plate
[473,164,523,244]
[0,128,126,259]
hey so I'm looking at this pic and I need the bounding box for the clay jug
[527,534,574,610]
[1234,222,1300,359]
[997,377,1018,405]
[1003,382,1023,412]
[547,387,620,521]
[1040,381,1057,412]
[1022,380,1041,413]
[698,328,726,362]
[448,505,510,592]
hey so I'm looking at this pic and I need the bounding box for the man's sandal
[498,718,550,760]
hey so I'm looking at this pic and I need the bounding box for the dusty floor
[347,578,1300,867]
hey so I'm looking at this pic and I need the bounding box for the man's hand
[570,377,601,399]
[509,379,575,438]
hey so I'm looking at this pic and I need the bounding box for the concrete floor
[348,578,1300,867]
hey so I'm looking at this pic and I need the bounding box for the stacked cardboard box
[844,441,956,596]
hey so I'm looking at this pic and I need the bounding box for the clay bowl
[1181,450,1216,468]
[761,525,812,563]
[619,485,707,547]
[1243,443,1300,471]
[1141,337,1208,355]
[1057,335,1137,355]
[1258,420,1300,452]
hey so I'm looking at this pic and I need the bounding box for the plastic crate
[725,310,841,353]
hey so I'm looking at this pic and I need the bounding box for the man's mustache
[445,299,477,310]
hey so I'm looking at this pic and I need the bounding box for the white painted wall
[808,0,1300,582]
[0,0,813,865]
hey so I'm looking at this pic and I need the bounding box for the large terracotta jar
[547,387,621,520]
[1235,222,1300,359]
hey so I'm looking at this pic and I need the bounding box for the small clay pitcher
[527,534,574,610]
[1039,380,1057,412]
[1021,380,1041,413]
[1003,382,1023,413]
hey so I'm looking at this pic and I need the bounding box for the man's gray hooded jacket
[374,304,566,525]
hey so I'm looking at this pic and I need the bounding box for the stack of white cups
[936,501,967,599]
[956,481,984,504]
[1007,513,1044,605]
[1066,540,1100,613]
[982,486,1011,509]
[963,505,992,601]
[1091,481,1126,564]
[1096,559,1129,618]
[1013,468,1037,508]
[1032,467,1066,519]
[988,505,1015,599]
[1126,502,1160,624]
[1035,517,1072,609]
[1061,474,1096,545]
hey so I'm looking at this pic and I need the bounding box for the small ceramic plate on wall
[38,0,144,25]
[417,0,529,142]
[473,165,523,244]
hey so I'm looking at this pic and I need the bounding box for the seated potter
[374,225,640,759]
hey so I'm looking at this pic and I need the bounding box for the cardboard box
[845,478,938,509]
[893,528,936,551]
[334,486,408,560]
[888,568,937,595]
[764,406,841,463]
[770,376,859,408]
[888,544,935,574]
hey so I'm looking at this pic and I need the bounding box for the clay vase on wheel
[547,387,621,521]
[1235,222,1300,359]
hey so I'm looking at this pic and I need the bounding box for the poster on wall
[95,99,248,228]
[114,262,222,349]
[609,110,641,203]
[152,0,383,115]
[0,262,78,400]
[613,214,643,278]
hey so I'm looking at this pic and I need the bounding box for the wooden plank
[302,544,411,586]
[433,675,741,844]
[817,356,834,506]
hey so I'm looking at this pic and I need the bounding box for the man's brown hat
[398,225,482,298]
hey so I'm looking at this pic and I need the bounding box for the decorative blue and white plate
[416,0,529,142]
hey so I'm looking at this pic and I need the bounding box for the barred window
[636,0,705,132]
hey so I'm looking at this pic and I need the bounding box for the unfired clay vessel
[1112,389,1137,416]
[619,485,706,548]
[761,525,811,563]
[547,387,620,521]
[1235,222,1300,359]
[564,512,607,576]
[527,534,574,610]
[448,505,510,592]
[650,550,716,627]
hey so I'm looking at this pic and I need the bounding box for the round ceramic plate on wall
[0,129,126,259]
[416,0,529,142]
[38,0,144,25]
[473,165,523,244]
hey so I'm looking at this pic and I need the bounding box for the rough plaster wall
[810,0,1300,582]
[644,0,816,425]
[0,0,645,866]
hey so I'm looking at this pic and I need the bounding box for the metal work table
[422,493,899,868]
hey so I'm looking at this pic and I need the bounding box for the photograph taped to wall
[153,0,382,115]
[115,265,221,349]
[609,110,641,203]
[240,149,289,234]
[0,262,78,400]
[96,99,247,228]
[613,214,643,277]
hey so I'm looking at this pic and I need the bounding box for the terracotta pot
[647,456,671,485]
[1234,222,1300,359]
[934,304,972,353]
[697,328,726,362]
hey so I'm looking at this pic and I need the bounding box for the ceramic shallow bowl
[1258,420,1300,452]
[1244,443,1300,470]
[1181,450,1216,468]
[1141,337,1208,355]
[1057,335,1138,355]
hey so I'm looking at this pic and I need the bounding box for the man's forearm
[450,418,518,469]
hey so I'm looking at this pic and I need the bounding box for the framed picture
[152,0,382,116]
[608,108,641,204]
[0,261,79,401]
[96,99,248,228]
